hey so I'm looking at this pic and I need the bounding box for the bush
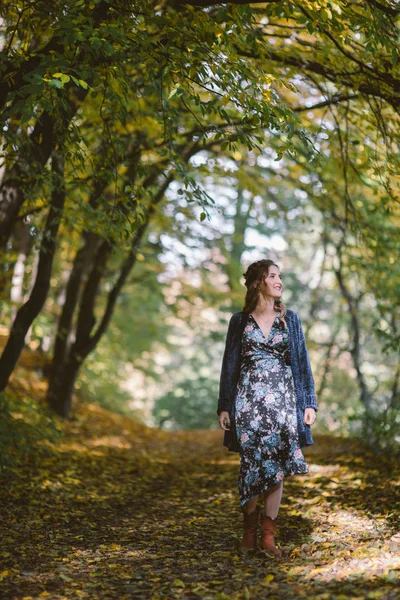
[349,406,400,455]
[0,392,62,472]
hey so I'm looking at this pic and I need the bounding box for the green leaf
[168,85,179,100]
[48,79,63,89]
[168,85,184,99]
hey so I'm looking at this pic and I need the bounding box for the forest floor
[1,366,400,599]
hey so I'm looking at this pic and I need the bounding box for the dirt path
[1,403,399,599]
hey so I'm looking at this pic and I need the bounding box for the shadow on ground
[1,404,399,600]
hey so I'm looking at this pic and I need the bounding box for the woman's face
[260,265,282,299]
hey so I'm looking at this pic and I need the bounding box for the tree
[0,0,398,430]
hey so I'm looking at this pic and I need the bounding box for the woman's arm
[296,313,318,412]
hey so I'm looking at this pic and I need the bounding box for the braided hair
[242,259,287,328]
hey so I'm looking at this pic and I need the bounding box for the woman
[217,259,318,556]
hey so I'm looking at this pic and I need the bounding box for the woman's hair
[242,259,287,328]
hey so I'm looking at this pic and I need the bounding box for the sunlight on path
[1,405,399,600]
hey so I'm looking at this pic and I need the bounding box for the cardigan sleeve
[217,313,241,416]
[296,314,318,412]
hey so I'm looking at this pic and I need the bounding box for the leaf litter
[1,400,399,600]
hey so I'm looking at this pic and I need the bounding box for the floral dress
[234,311,309,507]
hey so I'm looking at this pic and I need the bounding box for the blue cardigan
[217,309,318,451]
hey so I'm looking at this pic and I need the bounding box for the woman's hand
[304,408,316,426]
[218,411,231,431]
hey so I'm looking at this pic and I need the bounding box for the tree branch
[293,94,359,112]
[170,0,281,6]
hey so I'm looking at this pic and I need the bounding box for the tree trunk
[0,220,32,320]
[317,327,339,399]
[334,262,373,433]
[9,221,32,308]
[46,232,103,401]
[49,354,83,418]
[46,135,120,396]
[222,184,253,311]
[47,239,111,416]
[0,153,65,391]
[389,315,399,411]
[47,174,174,417]
[47,138,206,416]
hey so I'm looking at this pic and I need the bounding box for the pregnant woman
[217,259,318,556]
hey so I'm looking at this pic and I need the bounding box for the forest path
[1,403,399,600]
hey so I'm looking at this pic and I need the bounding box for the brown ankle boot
[261,514,282,556]
[240,505,260,549]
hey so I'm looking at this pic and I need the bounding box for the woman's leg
[240,494,260,548]
[243,495,259,513]
[263,481,283,518]
[260,481,283,556]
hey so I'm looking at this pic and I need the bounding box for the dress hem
[239,466,309,507]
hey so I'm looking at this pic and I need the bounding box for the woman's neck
[253,297,276,316]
